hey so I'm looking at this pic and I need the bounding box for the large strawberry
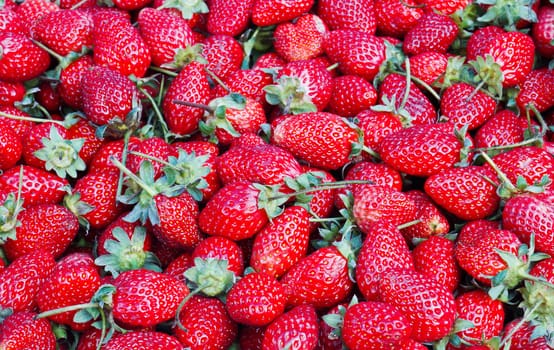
[202,34,243,81]
[0,8,25,34]
[516,68,554,114]
[0,310,56,349]
[273,14,328,62]
[326,75,378,118]
[374,0,423,38]
[379,270,456,343]
[270,112,362,170]
[440,82,497,131]
[474,109,530,150]
[402,12,459,56]
[316,0,376,33]
[412,235,460,293]
[261,304,319,350]
[206,0,254,36]
[0,32,51,82]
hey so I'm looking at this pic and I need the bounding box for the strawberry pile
[0,0,554,349]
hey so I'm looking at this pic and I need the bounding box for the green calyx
[162,149,211,202]
[264,75,318,115]
[63,191,94,230]
[184,257,236,298]
[94,226,161,278]
[199,93,246,142]
[34,125,86,178]
[156,0,208,19]
[163,44,207,71]
[0,193,23,244]
[468,54,504,99]
[371,95,413,127]
[475,0,538,31]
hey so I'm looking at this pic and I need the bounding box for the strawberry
[408,51,449,87]
[214,68,272,105]
[261,304,319,350]
[379,270,457,342]
[216,143,303,186]
[112,269,189,327]
[326,75,378,118]
[0,310,56,350]
[35,82,60,113]
[206,0,254,36]
[454,227,521,286]
[239,326,265,350]
[273,14,328,62]
[127,136,177,179]
[251,0,314,27]
[81,65,139,126]
[36,253,102,331]
[342,301,413,350]
[318,303,345,350]
[225,272,287,326]
[412,235,460,293]
[502,189,554,256]
[0,8,25,34]
[355,109,403,151]
[0,123,22,171]
[192,236,245,276]
[378,123,471,177]
[280,245,354,309]
[270,112,361,170]
[3,203,79,261]
[474,109,530,150]
[163,252,193,284]
[466,26,505,62]
[533,4,554,58]
[32,9,93,56]
[424,165,500,221]
[0,32,51,83]
[356,220,416,301]
[66,118,105,165]
[103,331,184,350]
[402,12,459,56]
[137,7,196,67]
[162,61,212,136]
[202,34,243,81]
[0,165,69,206]
[15,0,59,36]
[440,82,497,131]
[516,68,554,114]
[374,0,424,38]
[88,137,141,173]
[172,296,237,350]
[353,185,418,234]
[0,250,56,312]
[401,190,451,241]
[316,0,376,33]
[250,206,311,278]
[298,167,337,233]
[453,290,505,346]
[112,0,151,11]
[502,318,552,350]
[59,54,94,109]
[530,257,554,283]
[0,80,25,106]
[323,29,386,81]
[377,73,437,126]
[415,0,471,15]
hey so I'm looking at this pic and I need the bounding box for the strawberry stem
[395,72,441,101]
[172,99,213,112]
[267,180,374,201]
[137,86,170,140]
[110,157,158,198]
[525,103,549,135]
[149,66,178,77]
[0,110,64,126]
[478,151,518,193]
[35,302,100,319]
[397,219,422,230]
[399,58,412,111]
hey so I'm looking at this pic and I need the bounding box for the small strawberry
[326,75,378,118]
[401,190,451,241]
[316,0,376,33]
[58,54,94,109]
[374,0,424,38]
[402,12,459,56]
[440,82,497,131]
[66,118,105,165]
[273,14,328,62]
[356,220,415,301]
[192,236,245,276]
[412,236,460,293]
[408,51,449,87]
[379,270,457,343]
[103,331,184,350]
[261,304,319,350]
[0,80,25,106]
[0,32,51,82]
[206,0,255,36]
[163,252,193,284]
[0,310,56,350]
[533,4,554,58]
[214,68,273,105]
[251,0,314,27]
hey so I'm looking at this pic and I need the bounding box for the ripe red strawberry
[533,4,554,58]
[91,10,151,78]
[0,80,25,106]
[202,34,243,80]
[0,123,21,171]
[58,54,94,109]
[66,118,105,165]
[502,318,552,350]
[516,68,554,114]
[0,106,34,140]
[440,82,497,131]
[424,165,500,221]
[401,190,450,241]
[323,30,386,81]
[36,253,102,331]
[81,65,139,126]
[374,0,423,38]
[530,257,554,283]
[162,61,212,136]
[216,143,303,186]
[15,0,59,36]
[474,109,530,150]
[32,9,93,56]
[326,75,377,118]
[270,112,361,170]
[353,185,417,234]
[403,12,459,56]
[250,206,311,278]
[454,290,505,346]
[112,269,189,327]
[0,8,25,34]
[261,304,319,350]
[0,165,69,206]
[379,270,456,342]
[273,14,328,62]
[502,189,554,256]
[192,236,245,276]
[3,203,79,261]
[206,0,254,36]
[342,301,413,350]
[356,220,415,301]
[137,7,196,67]
[408,51,449,87]
[96,214,153,258]
[415,0,471,15]
[298,167,337,233]
[127,136,176,179]
[103,331,184,350]
[214,68,273,105]
[0,311,56,349]
[379,123,471,177]
[252,0,314,27]
[0,250,56,312]
[172,296,237,350]
[316,0,376,33]
[225,272,287,326]
[280,245,354,309]
[412,236,460,293]
[466,26,504,62]
[355,109,403,152]
[198,181,273,240]
[377,73,437,126]
[0,32,51,82]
